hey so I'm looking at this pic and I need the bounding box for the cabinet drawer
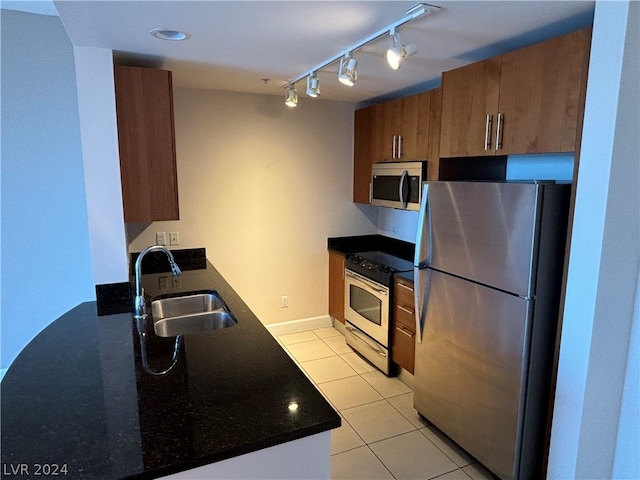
[394,303,415,332]
[392,324,415,374]
[395,278,414,305]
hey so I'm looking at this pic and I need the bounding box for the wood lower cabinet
[439,27,591,158]
[353,88,441,204]
[392,276,416,374]
[328,251,345,324]
[114,65,179,222]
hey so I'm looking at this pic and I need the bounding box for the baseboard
[266,315,333,337]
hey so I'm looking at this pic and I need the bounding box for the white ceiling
[5,1,595,104]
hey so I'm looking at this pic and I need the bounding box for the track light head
[338,53,358,87]
[386,31,417,70]
[306,73,320,97]
[284,85,298,107]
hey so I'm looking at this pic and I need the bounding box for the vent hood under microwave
[371,161,428,211]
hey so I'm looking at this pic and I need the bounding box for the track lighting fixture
[306,72,320,97]
[338,54,358,87]
[283,3,440,107]
[284,85,298,107]
[386,28,418,70]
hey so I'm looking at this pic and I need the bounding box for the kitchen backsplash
[377,207,419,244]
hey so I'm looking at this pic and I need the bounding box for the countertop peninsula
[1,260,340,479]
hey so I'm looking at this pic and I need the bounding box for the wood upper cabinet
[439,27,591,158]
[374,93,430,163]
[328,251,345,324]
[114,65,179,222]
[353,107,374,204]
[498,27,591,154]
[353,88,441,204]
[440,57,501,157]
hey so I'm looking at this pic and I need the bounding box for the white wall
[0,10,94,369]
[128,88,377,324]
[548,1,639,478]
[74,46,129,285]
[506,153,574,182]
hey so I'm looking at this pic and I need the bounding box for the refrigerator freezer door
[426,182,541,297]
[413,269,532,480]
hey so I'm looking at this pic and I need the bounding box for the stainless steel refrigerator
[413,181,570,480]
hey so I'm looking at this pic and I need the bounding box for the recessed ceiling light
[149,28,191,41]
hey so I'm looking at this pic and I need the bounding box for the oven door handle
[345,270,388,295]
[345,325,387,357]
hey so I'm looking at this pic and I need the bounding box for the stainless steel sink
[151,290,237,337]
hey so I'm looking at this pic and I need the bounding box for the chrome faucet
[134,245,182,320]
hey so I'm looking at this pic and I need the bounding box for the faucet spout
[134,245,181,320]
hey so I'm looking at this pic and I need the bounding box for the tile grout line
[277,329,485,480]
[364,443,399,480]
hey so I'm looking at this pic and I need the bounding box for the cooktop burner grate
[345,251,413,287]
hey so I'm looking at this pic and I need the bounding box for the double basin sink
[150,290,237,337]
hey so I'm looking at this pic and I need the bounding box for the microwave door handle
[399,170,409,209]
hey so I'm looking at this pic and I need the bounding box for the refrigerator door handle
[414,183,431,267]
[413,267,430,344]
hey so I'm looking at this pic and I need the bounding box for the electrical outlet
[281,295,288,308]
[156,232,167,246]
[169,231,179,246]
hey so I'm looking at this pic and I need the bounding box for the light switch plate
[156,232,167,245]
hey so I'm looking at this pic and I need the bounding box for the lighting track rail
[283,3,441,107]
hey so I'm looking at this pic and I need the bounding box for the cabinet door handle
[398,135,403,158]
[392,135,397,158]
[397,283,414,293]
[397,305,414,315]
[484,114,493,150]
[395,326,414,338]
[495,113,503,150]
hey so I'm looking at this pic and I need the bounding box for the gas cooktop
[345,251,413,287]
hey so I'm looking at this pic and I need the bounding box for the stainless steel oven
[343,251,413,375]
[344,269,392,374]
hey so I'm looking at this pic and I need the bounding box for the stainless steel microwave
[371,161,428,211]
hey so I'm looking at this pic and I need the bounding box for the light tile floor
[276,326,497,480]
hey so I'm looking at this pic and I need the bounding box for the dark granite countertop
[1,261,340,479]
[327,234,415,262]
[395,270,415,283]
